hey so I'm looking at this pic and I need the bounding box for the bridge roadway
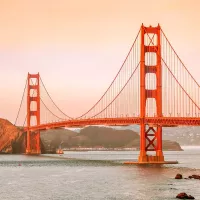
[25,117,200,132]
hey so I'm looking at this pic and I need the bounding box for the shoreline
[62,148,183,151]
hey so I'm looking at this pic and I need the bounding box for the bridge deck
[25,117,200,131]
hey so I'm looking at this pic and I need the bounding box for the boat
[56,148,64,154]
[56,142,64,154]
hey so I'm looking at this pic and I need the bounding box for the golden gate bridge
[12,24,200,164]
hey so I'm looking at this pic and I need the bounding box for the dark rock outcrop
[0,118,23,153]
[188,175,200,180]
[11,132,26,153]
[175,174,183,179]
[176,193,195,199]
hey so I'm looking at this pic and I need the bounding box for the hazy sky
[0,0,200,123]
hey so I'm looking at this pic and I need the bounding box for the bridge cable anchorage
[14,77,28,125]
[75,28,141,119]
[39,76,73,119]
[144,29,200,115]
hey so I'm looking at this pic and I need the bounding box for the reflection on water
[0,149,200,200]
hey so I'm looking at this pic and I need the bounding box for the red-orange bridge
[14,24,200,164]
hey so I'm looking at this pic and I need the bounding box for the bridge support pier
[156,125,164,161]
[26,131,41,155]
[138,123,164,163]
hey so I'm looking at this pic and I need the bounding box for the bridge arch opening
[145,52,157,66]
[145,98,156,117]
[145,73,156,90]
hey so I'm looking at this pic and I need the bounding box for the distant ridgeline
[0,118,183,154]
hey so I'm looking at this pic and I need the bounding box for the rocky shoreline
[175,173,200,199]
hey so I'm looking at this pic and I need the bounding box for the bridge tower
[139,24,164,163]
[26,73,41,154]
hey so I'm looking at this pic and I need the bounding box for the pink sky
[0,0,200,123]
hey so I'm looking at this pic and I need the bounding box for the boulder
[188,175,200,180]
[175,174,183,179]
[176,193,195,199]
[188,195,195,199]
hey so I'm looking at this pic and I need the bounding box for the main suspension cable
[14,77,28,125]
[40,77,73,119]
[76,29,141,119]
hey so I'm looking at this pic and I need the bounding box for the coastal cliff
[0,118,183,153]
[0,118,23,153]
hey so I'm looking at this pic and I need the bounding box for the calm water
[0,147,200,200]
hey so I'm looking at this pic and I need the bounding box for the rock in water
[176,192,187,199]
[188,195,195,199]
[189,174,200,179]
[176,193,195,199]
[175,174,183,179]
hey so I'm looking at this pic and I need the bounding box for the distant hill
[162,126,200,146]
[39,126,140,151]
[40,126,182,151]
[107,125,200,146]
